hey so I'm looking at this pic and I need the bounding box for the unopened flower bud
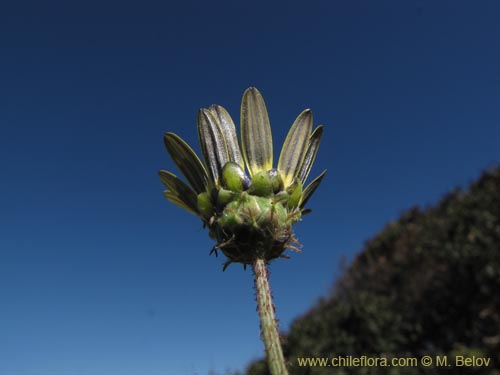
[267,168,284,193]
[249,171,273,197]
[217,188,236,208]
[221,162,249,193]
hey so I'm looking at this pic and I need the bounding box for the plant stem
[253,258,289,375]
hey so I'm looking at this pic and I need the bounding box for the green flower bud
[287,180,303,209]
[217,188,236,208]
[197,192,214,218]
[221,162,248,193]
[267,168,284,193]
[249,171,273,197]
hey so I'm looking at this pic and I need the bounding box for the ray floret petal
[241,87,273,176]
[158,170,198,214]
[163,132,209,194]
[296,125,324,184]
[208,105,244,170]
[278,108,313,188]
[197,108,231,187]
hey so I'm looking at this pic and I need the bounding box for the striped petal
[241,87,273,176]
[296,125,324,184]
[300,170,327,209]
[208,105,244,169]
[277,109,312,188]
[159,170,198,214]
[163,133,209,194]
[198,109,230,186]
[163,190,198,216]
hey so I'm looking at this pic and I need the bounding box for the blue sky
[1,1,499,374]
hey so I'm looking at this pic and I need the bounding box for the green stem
[253,258,289,375]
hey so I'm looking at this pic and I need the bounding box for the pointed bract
[300,170,327,209]
[278,109,312,188]
[241,87,273,176]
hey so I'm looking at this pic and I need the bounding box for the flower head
[159,87,326,269]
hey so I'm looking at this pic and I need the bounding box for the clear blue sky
[1,1,499,374]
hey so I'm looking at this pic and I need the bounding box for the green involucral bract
[287,180,303,209]
[192,161,303,268]
[197,192,213,219]
[214,186,300,266]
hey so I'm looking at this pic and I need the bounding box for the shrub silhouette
[247,167,500,375]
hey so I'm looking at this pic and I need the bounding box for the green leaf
[241,87,273,176]
[163,133,209,194]
[300,170,326,209]
[296,125,323,184]
[198,108,230,186]
[158,170,199,214]
[208,105,244,169]
[277,109,312,188]
[163,190,198,216]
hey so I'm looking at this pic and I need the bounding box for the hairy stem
[253,258,289,375]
